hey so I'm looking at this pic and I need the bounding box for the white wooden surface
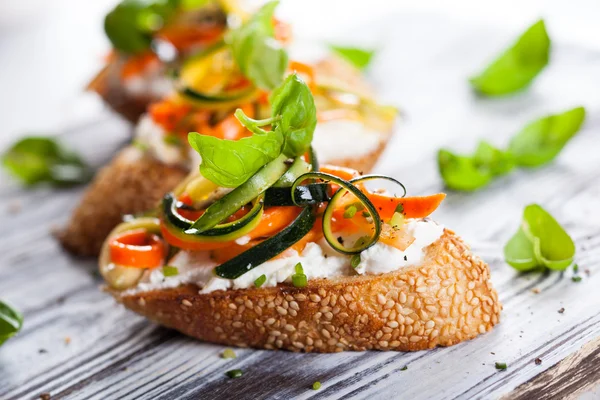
[1,10,600,400]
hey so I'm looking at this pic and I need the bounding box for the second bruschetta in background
[60,2,398,256]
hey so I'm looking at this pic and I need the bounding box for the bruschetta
[61,2,397,256]
[97,75,500,352]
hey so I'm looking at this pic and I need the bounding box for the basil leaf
[504,227,539,271]
[105,0,179,54]
[0,300,23,347]
[438,149,493,191]
[330,45,375,70]
[470,19,550,96]
[2,137,92,187]
[509,106,586,167]
[504,204,575,272]
[438,141,514,192]
[228,1,288,90]
[271,73,317,157]
[188,130,283,188]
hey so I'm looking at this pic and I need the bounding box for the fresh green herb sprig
[504,204,575,272]
[2,137,92,187]
[330,45,375,70]
[189,73,316,188]
[438,107,585,191]
[0,300,23,347]
[228,1,288,90]
[470,19,550,96]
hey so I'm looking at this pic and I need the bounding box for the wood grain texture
[503,336,600,400]
[1,12,600,400]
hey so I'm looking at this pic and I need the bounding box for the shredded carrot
[149,99,193,132]
[213,103,255,140]
[367,193,446,221]
[319,164,361,181]
[120,52,159,80]
[289,61,315,87]
[109,229,166,268]
[273,18,293,43]
[157,24,224,51]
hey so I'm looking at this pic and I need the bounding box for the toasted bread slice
[113,229,501,352]
[59,147,187,256]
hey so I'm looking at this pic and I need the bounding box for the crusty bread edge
[112,229,502,352]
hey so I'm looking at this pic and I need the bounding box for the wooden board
[1,12,600,400]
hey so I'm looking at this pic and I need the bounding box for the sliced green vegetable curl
[291,172,381,255]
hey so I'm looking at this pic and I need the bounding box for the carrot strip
[109,229,166,268]
[120,52,159,80]
[289,61,315,87]
[367,193,446,220]
[319,165,361,181]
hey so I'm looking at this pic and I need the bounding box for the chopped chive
[572,276,582,282]
[162,265,179,277]
[132,140,149,151]
[163,134,182,146]
[343,205,358,219]
[292,273,307,288]
[495,362,507,370]
[395,203,404,214]
[573,263,579,273]
[362,211,371,218]
[295,262,304,275]
[254,274,267,288]
[345,202,365,211]
[226,369,243,378]
[400,365,408,371]
[312,381,321,390]
[350,254,361,269]
[221,348,236,359]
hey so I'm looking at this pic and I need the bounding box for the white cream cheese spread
[125,219,444,295]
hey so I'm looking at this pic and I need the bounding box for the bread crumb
[558,307,565,314]
[64,337,71,345]
[40,393,51,400]
[531,288,541,294]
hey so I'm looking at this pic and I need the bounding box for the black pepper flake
[558,307,565,314]
[403,255,408,261]
[284,159,294,165]
[38,349,48,354]
[534,358,542,365]
[337,236,344,245]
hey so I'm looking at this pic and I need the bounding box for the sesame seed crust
[114,229,501,352]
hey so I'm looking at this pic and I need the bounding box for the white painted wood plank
[1,11,600,400]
